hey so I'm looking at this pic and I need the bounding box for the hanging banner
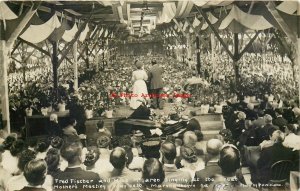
[20,14,61,44]
[62,23,78,42]
[0,2,17,20]
[79,24,90,42]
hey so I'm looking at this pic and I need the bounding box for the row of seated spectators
[0,96,300,191]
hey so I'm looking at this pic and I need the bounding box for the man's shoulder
[195,165,221,177]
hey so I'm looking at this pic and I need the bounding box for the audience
[53,140,102,190]
[142,158,165,191]
[256,130,296,184]
[193,139,223,186]
[45,148,62,177]
[6,149,53,191]
[0,151,11,190]
[19,159,48,191]
[160,141,191,190]
[102,147,141,181]
[283,124,300,150]
[62,118,79,138]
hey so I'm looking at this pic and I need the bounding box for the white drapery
[20,14,61,43]
[276,1,298,15]
[175,1,194,18]
[156,2,176,24]
[0,2,17,20]
[192,0,233,8]
[219,5,273,31]
[79,24,89,42]
[201,12,218,30]
[192,16,201,28]
[62,23,78,42]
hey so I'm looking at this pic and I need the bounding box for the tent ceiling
[2,1,298,41]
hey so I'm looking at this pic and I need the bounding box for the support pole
[73,41,78,90]
[211,33,216,71]
[85,42,90,68]
[233,33,240,88]
[196,36,201,75]
[297,2,300,106]
[186,33,192,60]
[0,41,10,133]
[52,41,58,98]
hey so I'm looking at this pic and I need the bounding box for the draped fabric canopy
[201,12,218,30]
[219,5,273,31]
[20,14,61,43]
[0,2,17,20]
[276,1,298,15]
[79,24,90,42]
[62,23,78,42]
[191,0,233,8]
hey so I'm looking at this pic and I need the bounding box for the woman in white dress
[130,60,148,109]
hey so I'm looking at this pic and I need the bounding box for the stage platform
[24,104,224,141]
[86,103,224,140]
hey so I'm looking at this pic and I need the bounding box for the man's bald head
[206,139,223,156]
[110,147,127,169]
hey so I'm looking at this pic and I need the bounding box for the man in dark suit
[193,139,223,187]
[101,147,141,181]
[148,60,164,109]
[255,114,279,144]
[53,140,103,190]
[256,130,296,183]
[272,109,288,132]
[160,141,192,190]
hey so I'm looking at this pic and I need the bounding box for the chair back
[270,160,293,184]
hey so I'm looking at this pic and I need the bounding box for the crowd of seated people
[0,102,299,191]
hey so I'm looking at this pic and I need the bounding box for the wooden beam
[196,7,234,60]
[11,40,22,55]
[57,14,93,67]
[173,19,187,37]
[57,48,74,65]
[239,31,260,59]
[0,41,10,132]
[7,2,41,47]
[77,26,101,61]
[52,41,59,98]
[266,1,297,42]
[273,31,293,59]
[18,38,51,56]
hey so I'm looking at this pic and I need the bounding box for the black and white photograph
[0,0,299,190]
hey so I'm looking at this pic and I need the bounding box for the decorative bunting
[62,23,78,42]
[20,14,61,43]
[0,2,17,20]
[219,5,273,31]
[192,16,201,28]
[79,24,89,42]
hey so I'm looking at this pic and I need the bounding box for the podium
[25,112,70,138]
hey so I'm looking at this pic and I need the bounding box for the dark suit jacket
[193,161,222,187]
[162,164,192,191]
[257,143,296,183]
[53,167,102,190]
[272,116,288,131]
[18,187,47,191]
[148,65,163,89]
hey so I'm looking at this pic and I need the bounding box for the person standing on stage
[130,60,149,110]
[148,60,164,109]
